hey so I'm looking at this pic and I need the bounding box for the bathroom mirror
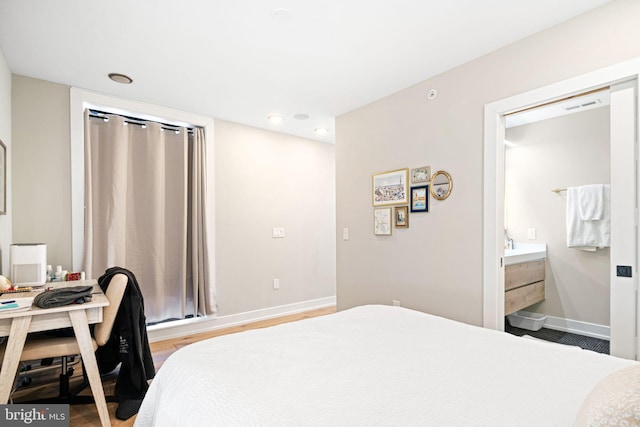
[430,170,452,200]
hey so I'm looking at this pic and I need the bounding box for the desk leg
[69,310,110,427]
[0,316,32,403]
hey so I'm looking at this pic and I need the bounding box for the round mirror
[430,170,452,200]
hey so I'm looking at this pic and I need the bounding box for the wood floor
[11,306,336,426]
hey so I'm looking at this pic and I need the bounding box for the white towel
[566,184,610,249]
[578,184,605,220]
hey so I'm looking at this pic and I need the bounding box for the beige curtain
[84,111,215,323]
[188,128,215,315]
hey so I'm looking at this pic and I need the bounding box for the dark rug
[505,323,609,354]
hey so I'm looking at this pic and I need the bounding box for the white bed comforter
[135,305,635,426]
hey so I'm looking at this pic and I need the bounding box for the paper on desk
[0,297,34,312]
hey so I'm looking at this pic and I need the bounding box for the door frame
[609,80,638,358]
[483,58,640,357]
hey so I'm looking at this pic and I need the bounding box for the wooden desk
[0,280,110,427]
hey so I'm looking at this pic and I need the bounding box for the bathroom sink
[504,243,546,265]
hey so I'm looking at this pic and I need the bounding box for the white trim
[483,57,640,332]
[609,80,638,359]
[69,88,215,271]
[482,104,505,331]
[146,296,337,343]
[543,315,610,341]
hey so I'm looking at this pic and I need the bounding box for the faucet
[504,231,513,250]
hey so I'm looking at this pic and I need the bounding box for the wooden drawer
[505,281,545,316]
[505,259,545,291]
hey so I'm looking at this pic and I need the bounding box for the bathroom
[503,90,611,347]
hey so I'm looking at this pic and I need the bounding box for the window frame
[69,88,215,271]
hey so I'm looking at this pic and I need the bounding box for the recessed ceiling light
[294,113,309,120]
[108,73,133,84]
[268,114,283,124]
[314,128,329,135]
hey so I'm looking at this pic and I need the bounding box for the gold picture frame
[394,206,409,228]
[430,170,453,200]
[410,166,431,184]
[372,168,409,206]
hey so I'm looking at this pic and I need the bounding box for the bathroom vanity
[504,244,546,316]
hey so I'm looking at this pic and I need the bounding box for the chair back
[94,273,127,346]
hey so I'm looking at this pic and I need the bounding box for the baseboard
[147,296,337,343]
[543,315,610,341]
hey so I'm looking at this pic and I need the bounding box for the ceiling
[0,0,612,143]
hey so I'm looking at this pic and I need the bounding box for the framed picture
[374,207,392,236]
[410,166,431,184]
[0,139,5,215]
[410,185,429,212]
[372,168,409,206]
[431,170,453,200]
[394,206,409,228]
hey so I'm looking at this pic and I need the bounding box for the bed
[134,305,639,426]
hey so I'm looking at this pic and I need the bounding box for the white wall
[0,47,11,276]
[11,76,336,318]
[505,107,610,326]
[214,120,336,316]
[336,0,640,325]
[12,76,71,269]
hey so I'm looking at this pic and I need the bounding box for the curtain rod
[88,114,194,134]
[88,109,195,133]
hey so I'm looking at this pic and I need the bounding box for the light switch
[272,227,285,238]
[343,228,349,240]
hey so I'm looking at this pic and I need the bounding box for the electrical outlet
[527,228,536,240]
[617,266,632,278]
[272,227,285,238]
[392,300,400,307]
[273,279,280,290]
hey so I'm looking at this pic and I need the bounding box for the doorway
[483,59,640,360]
[503,90,611,351]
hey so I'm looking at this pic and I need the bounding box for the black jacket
[96,267,155,402]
